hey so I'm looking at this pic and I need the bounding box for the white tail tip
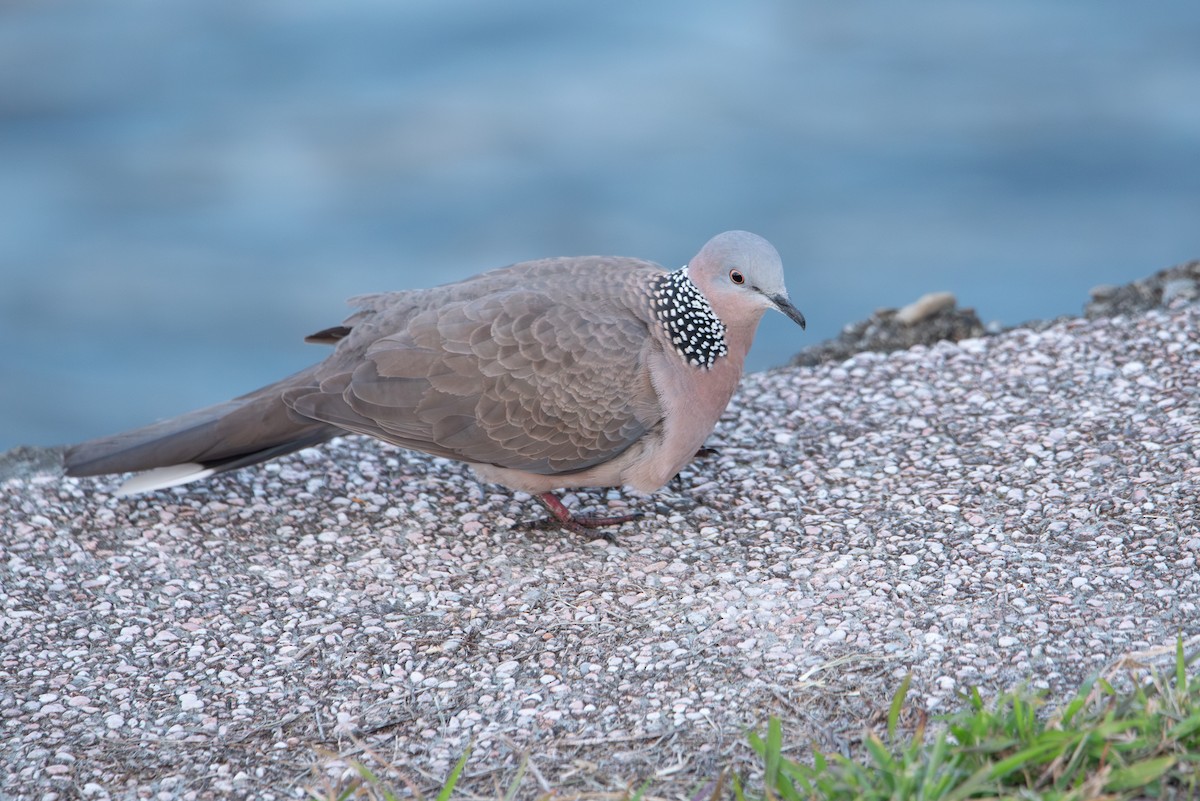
[115,463,216,497]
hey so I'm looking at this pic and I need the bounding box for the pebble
[894,291,957,325]
[2,303,1199,799]
[1162,277,1197,304]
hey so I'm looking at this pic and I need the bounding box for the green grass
[309,639,1200,800]
[750,638,1200,801]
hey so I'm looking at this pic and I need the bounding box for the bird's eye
[729,269,745,285]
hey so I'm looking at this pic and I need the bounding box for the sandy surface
[3,304,1198,800]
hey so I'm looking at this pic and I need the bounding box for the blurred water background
[2,0,1199,450]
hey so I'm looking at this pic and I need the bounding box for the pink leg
[532,492,643,540]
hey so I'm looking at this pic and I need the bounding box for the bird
[64,231,806,537]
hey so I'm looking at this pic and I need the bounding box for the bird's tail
[64,365,339,495]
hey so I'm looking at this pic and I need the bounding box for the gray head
[686,231,806,331]
[648,231,804,370]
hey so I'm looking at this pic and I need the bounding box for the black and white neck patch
[651,267,728,369]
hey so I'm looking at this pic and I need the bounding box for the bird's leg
[526,492,642,540]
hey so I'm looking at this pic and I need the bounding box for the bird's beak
[770,293,806,330]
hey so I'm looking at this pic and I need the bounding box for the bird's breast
[623,347,744,492]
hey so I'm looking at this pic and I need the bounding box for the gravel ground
[3,302,1199,800]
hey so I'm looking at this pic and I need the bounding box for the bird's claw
[522,492,643,541]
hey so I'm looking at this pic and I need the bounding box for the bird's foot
[521,492,642,541]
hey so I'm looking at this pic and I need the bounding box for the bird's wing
[284,283,663,475]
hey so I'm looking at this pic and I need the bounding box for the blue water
[3,1,1199,449]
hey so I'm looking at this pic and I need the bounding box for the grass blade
[1107,755,1177,791]
[1177,635,1188,690]
[434,747,471,801]
[1168,712,1200,741]
[502,752,529,801]
[764,716,784,791]
[888,673,912,742]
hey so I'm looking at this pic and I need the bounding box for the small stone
[1162,278,1197,305]
[895,292,956,325]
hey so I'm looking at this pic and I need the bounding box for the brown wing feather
[286,265,663,476]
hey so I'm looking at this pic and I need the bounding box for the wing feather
[286,263,665,476]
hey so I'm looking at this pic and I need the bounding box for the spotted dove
[64,231,806,536]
